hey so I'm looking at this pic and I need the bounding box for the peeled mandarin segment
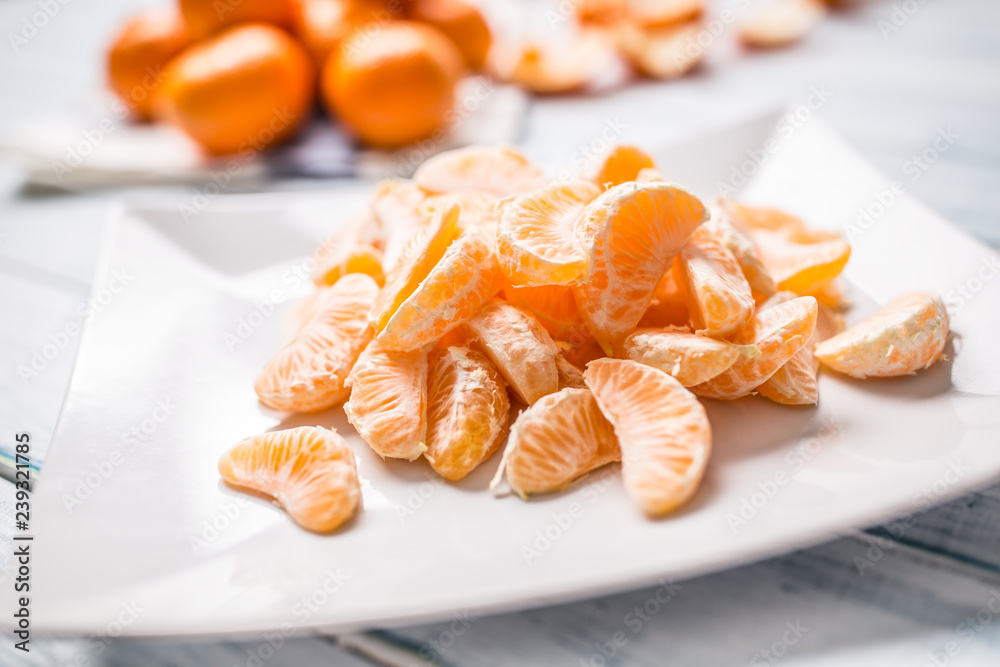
[617,20,705,80]
[594,145,656,189]
[813,292,949,379]
[755,292,839,405]
[463,300,560,404]
[413,145,547,198]
[725,202,850,295]
[255,273,378,412]
[497,181,600,286]
[704,217,777,302]
[217,426,359,533]
[626,0,704,27]
[690,295,818,400]
[807,277,851,310]
[752,229,851,295]
[370,205,462,332]
[504,31,616,95]
[425,346,510,481]
[502,284,584,338]
[418,190,500,235]
[379,228,505,351]
[677,227,756,337]
[312,243,384,287]
[344,340,428,460]
[371,179,429,273]
[738,0,826,49]
[584,358,711,516]
[621,329,742,386]
[556,353,587,389]
[640,259,690,328]
[497,387,620,498]
[573,181,709,354]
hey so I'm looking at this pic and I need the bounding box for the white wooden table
[2,0,999,664]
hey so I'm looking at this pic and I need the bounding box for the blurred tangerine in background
[105,0,830,155]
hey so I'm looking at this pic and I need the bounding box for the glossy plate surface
[20,114,1000,635]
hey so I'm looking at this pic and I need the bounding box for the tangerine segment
[344,340,428,460]
[218,426,359,533]
[627,0,704,27]
[752,229,851,295]
[725,202,850,294]
[617,20,704,80]
[640,259,689,328]
[757,294,841,405]
[584,358,711,516]
[425,346,509,481]
[705,216,777,302]
[814,292,949,379]
[621,328,744,386]
[255,273,378,412]
[417,190,500,235]
[556,353,587,389]
[379,228,505,351]
[497,181,601,286]
[413,145,547,198]
[463,300,560,404]
[371,179,428,272]
[690,295,817,400]
[677,227,755,337]
[502,31,616,95]
[573,181,709,354]
[594,145,656,188]
[738,0,826,49]
[312,243,384,287]
[496,388,619,498]
[502,284,584,338]
[370,205,461,332]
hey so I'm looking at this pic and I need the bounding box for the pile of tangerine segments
[217,144,951,533]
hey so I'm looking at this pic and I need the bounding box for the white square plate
[17,113,1000,636]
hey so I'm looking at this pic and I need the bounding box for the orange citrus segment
[344,339,428,460]
[573,180,708,354]
[725,202,850,295]
[371,179,429,273]
[370,204,462,332]
[705,215,777,302]
[312,243,384,287]
[417,190,500,235]
[556,353,587,389]
[627,0,704,27]
[617,20,704,80]
[814,292,949,379]
[413,145,547,198]
[584,358,711,516]
[621,328,746,386]
[502,284,584,338]
[756,293,841,405]
[501,30,616,95]
[497,180,601,286]
[218,426,359,533]
[594,145,656,188]
[255,273,378,412]
[425,346,510,480]
[738,0,826,49]
[463,300,560,404]
[379,228,505,351]
[690,295,818,399]
[495,387,619,498]
[676,226,756,337]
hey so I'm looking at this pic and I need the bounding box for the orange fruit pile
[106,0,492,152]
[491,0,833,94]
[220,142,951,532]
